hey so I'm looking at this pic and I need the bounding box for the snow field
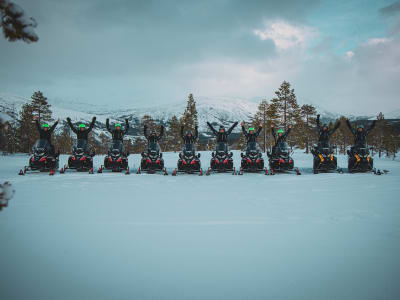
[0,150,399,300]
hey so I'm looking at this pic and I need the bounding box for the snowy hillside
[115,96,258,131]
[384,108,400,119]
[1,93,399,134]
[0,93,258,133]
[0,151,399,300]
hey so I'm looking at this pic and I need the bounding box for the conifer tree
[168,115,181,152]
[54,127,73,154]
[17,102,36,153]
[30,91,52,122]
[133,137,146,154]
[182,93,198,132]
[141,114,156,129]
[300,104,317,153]
[270,81,299,131]
[253,100,269,152]
[99,132,111,154]
[331,116,352,154]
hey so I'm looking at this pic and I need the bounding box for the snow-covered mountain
[1,93,399,137]
[0,93,258,135]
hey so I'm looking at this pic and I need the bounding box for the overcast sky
[1,0,399,115]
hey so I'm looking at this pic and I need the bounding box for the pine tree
[331,116,352,154]
[17,102,36,153]
[253,100,270,152]
[141,114,156,129]
[30,91,52,122]
[168,115,181,152]
[300,104,317,153]
[133,137,146,154]
[54,127,73,154]
[99,133,111,154]
[271,81,299,131]
[182,93,198,132]
[369,112,387,157]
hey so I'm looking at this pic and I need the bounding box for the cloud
[379,1,400,16]
[254,21,317,50]
[366,37,393,45]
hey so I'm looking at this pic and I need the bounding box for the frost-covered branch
[0,181,14,211]
[0,0,38,43]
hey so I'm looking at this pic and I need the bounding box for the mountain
[0,94,259,138]
[1,93,399,138]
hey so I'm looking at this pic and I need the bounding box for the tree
[0,0,38,43]
[252,100,269,152]
[181,93,198,132]
[54,127,73,154]
[167,115,181,152]
[31,91,52,122]
[17,103,36,153]
[132,137,146,154]
[300,104,317,153]
[331,116,352,154]
[271,81,299,131]
[98,132,111,154]
[141,114,156,129]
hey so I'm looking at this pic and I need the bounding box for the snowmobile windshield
[246,142,259,152]
[110,140,123,152]
[216,142,228,152]
[276,142,290,151]
[148,142,160,152]
[74,139,88,149]
[320,147,332,155]
[355,147,369,156]
[183,143,195,154]
[34,139,50,149]
[317,141,331,149]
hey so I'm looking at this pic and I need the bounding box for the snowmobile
[19,139,59,175]
[206,142,234,175]
[98,140,129,173]
[138,142,167,175]
[61,139,95,173]
[311,144,337,174]
[238,142,265,174]
[172,143,202,175]
[347,146,373,173]
[267,142,300,175]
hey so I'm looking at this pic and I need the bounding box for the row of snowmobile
[18,138,298,176]
[18,138,379,177]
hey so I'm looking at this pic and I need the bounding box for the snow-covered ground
[0,151,399,300]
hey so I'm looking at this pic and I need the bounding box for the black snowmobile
[19,139,59,175]
[268,142,299,174]
[138,142,167,175]
[98,140,129,173]
[239,142,264,174]
[311,143,337,174]
[61,139,95,173]
[347,146,373,173]
[172,143,202,175]
[207,142,234,174]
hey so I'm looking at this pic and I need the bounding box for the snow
[0,150,399,300]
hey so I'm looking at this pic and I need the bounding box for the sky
[0,0,399,115]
